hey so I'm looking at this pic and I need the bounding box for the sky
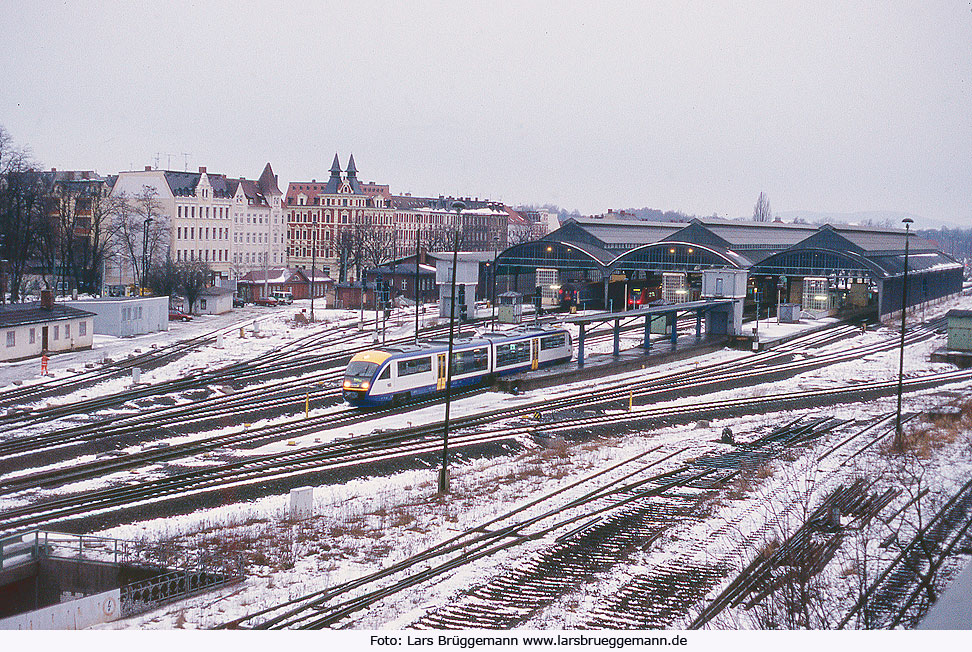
[1,1,971,227]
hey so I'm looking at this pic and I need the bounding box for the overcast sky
[1,1,970,226]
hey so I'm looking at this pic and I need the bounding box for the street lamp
[141,217,153,294]
[894,217,913,449]
[438,200,465,494]
[414,229,421,344]
[491,235,499,332]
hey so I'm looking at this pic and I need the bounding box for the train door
[531,338,539,370]
[437,353,447,391]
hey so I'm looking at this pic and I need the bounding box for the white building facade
[0,301,95,361]
[109,164,283,283]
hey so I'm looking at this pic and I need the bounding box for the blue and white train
[342,326,573,407]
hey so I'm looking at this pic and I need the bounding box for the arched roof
[611,241,747,272]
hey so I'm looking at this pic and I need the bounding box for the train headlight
[361,381,370,390]
[343,379,352,389]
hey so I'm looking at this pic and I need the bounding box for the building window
[79,321,86,336]
[64,323,70,338]
[53,325,60,340]
[5,331,14,348]
[29,327,35,344]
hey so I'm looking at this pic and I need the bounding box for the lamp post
[414,230,421,344]
[438,200,465,494]
[491,236,499,331]
[894,217,913,450]
[141,217,153,294]
[310,213,317,321]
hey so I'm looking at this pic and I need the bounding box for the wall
[64,297,168,337]
[0,317,95,362]
[0,589,121,630]
[198,292,232,315]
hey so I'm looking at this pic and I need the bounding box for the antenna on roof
[153,153,161,169]
[181,153,191,171]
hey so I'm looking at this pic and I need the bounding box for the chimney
[40,289,54,310]
[51,167,57,172]
[198,166,207,174]
[145,165,152,171]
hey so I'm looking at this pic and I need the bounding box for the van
[270,291,293,305]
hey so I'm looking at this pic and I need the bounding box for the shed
[63,296,169,337]
[197,286,234,315]
[0,297,96,361]
[946,309,972,352]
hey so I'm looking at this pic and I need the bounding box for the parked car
[254,296,278,307]
[169,309,192,321]
[270,291,293,305]
[233,297,246,308]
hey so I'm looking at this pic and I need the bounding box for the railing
[120,562,245,616]
[0,531,49,569]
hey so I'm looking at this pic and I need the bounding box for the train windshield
[345,360,379,383]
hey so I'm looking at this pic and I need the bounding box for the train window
[398,356,432,376]
[495,341,531,366]
[347,361,380,382]
[378,366,391,380]
[540,334,566,350]
[451,348,489,375]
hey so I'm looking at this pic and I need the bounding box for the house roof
[200,285,236,296]
[257,163,281,196]
[0,302,96,329]
[163,171,234,198]
[237,267,335,285]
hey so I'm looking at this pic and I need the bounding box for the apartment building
[109,163,282,282]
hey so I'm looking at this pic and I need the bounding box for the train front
[342,350,390,406]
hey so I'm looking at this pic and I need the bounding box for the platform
[930,346,972,368]
[494,333,730,394]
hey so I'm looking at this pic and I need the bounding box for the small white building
[0,296,96,361]
[63,296,168,337]
[197,286,234,315]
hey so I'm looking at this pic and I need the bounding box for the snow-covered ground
[6,293,972,630]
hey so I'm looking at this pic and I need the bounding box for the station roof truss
[499,216,962,284]
[561,298,736,327]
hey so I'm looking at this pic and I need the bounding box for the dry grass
[727,461,775,500]
[882,397,972,458]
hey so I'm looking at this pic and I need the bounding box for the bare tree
[337,221,368,283]
[146,257,180,303]
[360,224,397,271]
[177,259,212,314]
[0,126,45,301]
[753,191,773,222]
[113,186,168,291]
[53,178,121,295]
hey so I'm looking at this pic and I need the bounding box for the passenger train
[342,326,573,407]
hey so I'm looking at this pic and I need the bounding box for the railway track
[838,475,972,629]
[227,416,853,629]
[3,365,968,547]
[0,316,933,493]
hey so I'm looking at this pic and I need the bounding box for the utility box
[702,269,747,337]
[289,487,314,520]
[497,291,523,324]
[946,310,972,352]
[779,303,802,324]
[701,269,748,299]
[649,314,672,335]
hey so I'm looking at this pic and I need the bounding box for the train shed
[496,217,963,323]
